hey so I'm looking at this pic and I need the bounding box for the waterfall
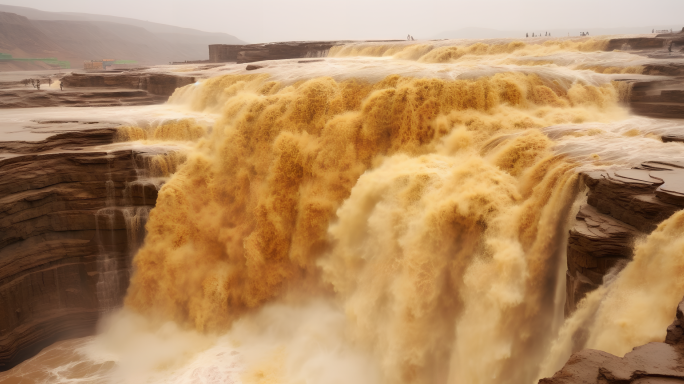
[93,151,159,314]
[5,37,684,384]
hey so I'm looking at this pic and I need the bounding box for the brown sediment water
[2,38,684,384]
[538,208,684,379]
[327,39,610,60]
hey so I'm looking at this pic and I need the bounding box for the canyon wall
[565,164,684,315]
[0,127,160,371]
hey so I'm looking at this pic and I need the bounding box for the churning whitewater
[3,37,684,384]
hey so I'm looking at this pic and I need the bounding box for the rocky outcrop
[566,164,684,315]
[665,300,684,346]
[0,127,163,371]
[60,72,195,97]
[210,41,343,63]
[235,41,340,63]
[0,129,116,154]
[0,89,167,108]
[567,42,684,298]
[209,44,243,63]
[605,37,667,51]
[630,75,684,120]
[643,64,684,77]
[0,71,194,108]
[541,297,684,384]
[209,40,402,64]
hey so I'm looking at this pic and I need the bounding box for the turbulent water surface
[3,37,684,384]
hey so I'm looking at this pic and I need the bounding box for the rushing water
[2,37,684,384]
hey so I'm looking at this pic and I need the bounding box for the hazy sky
[3,0,684,43]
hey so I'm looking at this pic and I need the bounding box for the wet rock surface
[566,163,684,315]
[61,72,195,97]
[210,41,345,63]
[0,89,167,108]
[607,35,684,120]
[0,71,194,108]
[605,37,668,52]
[0,127,163,371]
[209,40,402,63]
[630,77,684,120]
[542,298,684,384]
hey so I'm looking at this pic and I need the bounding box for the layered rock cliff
[61,73,196,97]
[0,89,167,109]
[0,72,194,109]
[630,78,684,120]
[209,40,403,63]
[566,163,684,315]
[0,126,164,371]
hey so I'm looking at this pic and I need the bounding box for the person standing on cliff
[60,82,63,91]
[36,79,40,90]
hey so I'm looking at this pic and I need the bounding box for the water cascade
[93,149,183,314]
[94,155,123,312]
[2,37,684,384]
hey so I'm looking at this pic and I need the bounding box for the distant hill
[0,12,68,59]
[0,4,246,68]
[433,26,683,40]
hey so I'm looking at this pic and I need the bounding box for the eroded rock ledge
[0,72,194,109]
[541,298,684,384]
[0,128,162,371]
[209,40,402,63]
[566,162,684,315]
[61,73,196,97]
[0,89,167,109]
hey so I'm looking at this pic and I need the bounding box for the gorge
[0,33,684,384]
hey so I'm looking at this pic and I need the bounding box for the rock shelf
[0,128,170,371]
[566,164,684,315]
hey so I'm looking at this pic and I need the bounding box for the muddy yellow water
[3,37,684,384]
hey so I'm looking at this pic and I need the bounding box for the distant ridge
[0,3,246,68]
